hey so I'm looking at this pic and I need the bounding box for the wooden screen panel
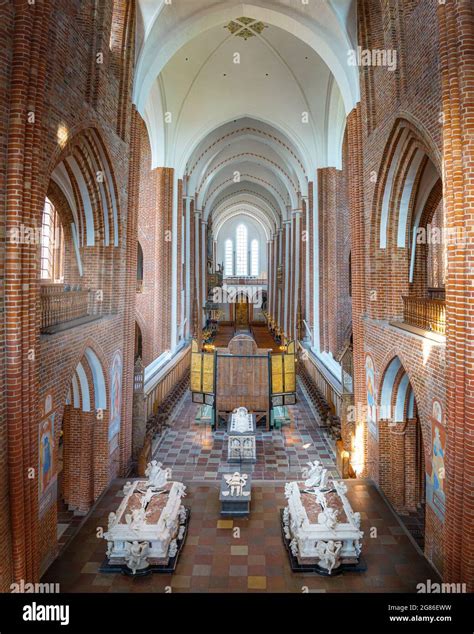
[271,341,296,394]
[271,354,283,394]
[202,353,215,394]
[190,340,215,395]
[216,354,269,413]
[284,353,296,392]
[190,341,203,393]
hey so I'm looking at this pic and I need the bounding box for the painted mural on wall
[426,399,446,522]
[365,354,377,438]
[109,349,123,441]
[39,415,55,495]
[38,393,57,516]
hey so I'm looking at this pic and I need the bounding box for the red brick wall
[134,122,175,363]
[317,148,352,357]
[0,0,15,593]
[343,0,466,581]
[0,0,137,586]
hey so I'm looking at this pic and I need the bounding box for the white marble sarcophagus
[102,461,188,575]
[227,407,257,463]
[282,461,363,575]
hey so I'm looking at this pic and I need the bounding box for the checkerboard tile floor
[153,381,339,482]
[42,480,438,593]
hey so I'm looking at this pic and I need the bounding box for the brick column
[302,195,309,339]
[201,218,207,325]
[292,208,302,341]
[155,168,174,351]
[308,182,316,347]
[4,0,53,585]
[121,106,141,474]
[346,104,368,477]
[176,179,183,344]
[438,0,474,589]
[184,195,192,339]
[194,209,202,340]
[272,231,278,325]
[267,239,273,314]
[283,219,291,339]
[277,228,283,330]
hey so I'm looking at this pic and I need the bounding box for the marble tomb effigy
[101,461,189,575]
[227,406,257,462]
[282,460,364,575]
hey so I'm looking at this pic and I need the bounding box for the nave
[43,382,437,594]
[1,0,473,615]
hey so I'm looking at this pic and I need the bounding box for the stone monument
[101,462,189,575]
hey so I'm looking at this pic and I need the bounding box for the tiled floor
[43,480,438,593]
[154,383,339,482]
[42,383,439,593]
[398,505,426,550]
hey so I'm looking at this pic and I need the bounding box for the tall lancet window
[225,239,233,276]
[251,239,259,276]
[41,197,64,283]
[236,223,248,276]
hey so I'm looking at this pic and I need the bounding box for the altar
[101,461,189,575]
[227,407,257,463]
[282,461,364,575]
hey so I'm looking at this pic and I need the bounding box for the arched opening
[40,197,65,283]
[135,322,143,361]
[42,128,121,332]
[224,238,233,276]
[58,348,109,544]
[236,223,248,276]
[379,357,426,549]
[372,119,445,333]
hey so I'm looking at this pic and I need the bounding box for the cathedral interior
[0,0,473,632]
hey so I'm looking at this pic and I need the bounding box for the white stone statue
[108,512,117,530]
[223,472,249,497]
[168,539,178,559]
[315,540,342,574]
[125,508,146,531]
[125,541,149,575]
[123,481,134,496]
[141,486,155,508]
[145,460,171,489]
[334,480,348,497]
[231,407,252,433]
[317,506,339,530]
[352,511,361,529]
[289,538,299,557]
[302,460,325,488]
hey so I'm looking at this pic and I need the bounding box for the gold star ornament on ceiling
[225,17,268,40]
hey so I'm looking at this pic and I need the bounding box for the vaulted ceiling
[134,0,358,233]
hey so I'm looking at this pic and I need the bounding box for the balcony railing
[223,276,267,286]
[40,283,102,332]
[402,296,446,336]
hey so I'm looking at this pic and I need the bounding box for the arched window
[41,197,64,282]
[225,239,233,276]
[236,224,248,276]
[251,239,259,276]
